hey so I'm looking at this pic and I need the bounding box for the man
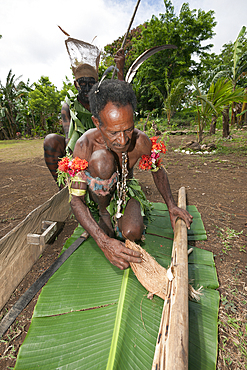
[68,79,193,270]
[43,35,125,185]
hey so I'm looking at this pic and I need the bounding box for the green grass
[0,138,44,162]
[209,129,247,156]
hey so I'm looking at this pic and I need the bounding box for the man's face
[95,102,134,154]
[75,77,96,103]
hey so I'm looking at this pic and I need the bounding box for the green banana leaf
[15,203,219,370]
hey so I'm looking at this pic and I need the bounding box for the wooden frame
[0,188,71,311]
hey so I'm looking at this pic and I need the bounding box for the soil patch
[0,134,246,369]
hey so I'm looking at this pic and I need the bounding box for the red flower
[150,136,166,154]
[150,136,158,145]
[58,157,69,172]
[139,155,152,170]
[160,142,166,154]
[70,157,88,172]
[138,137,166,171]
[152,143,161,151]
[58,156,88,175]
[156,158,162,167]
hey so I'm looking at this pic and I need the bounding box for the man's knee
[120,199,144,241]
[88,149,116,179]
[122,222,144,241]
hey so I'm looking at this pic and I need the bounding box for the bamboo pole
[152,186,189,370]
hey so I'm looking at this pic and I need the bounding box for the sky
[0,0,246,89]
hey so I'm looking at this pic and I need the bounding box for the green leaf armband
[69,188,87,197]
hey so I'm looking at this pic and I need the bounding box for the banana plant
[210,26,247,125]
[0,69,22,138]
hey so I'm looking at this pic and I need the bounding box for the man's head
[75,76,96,105]
[89,79,137,121]
[65,37,100,105]
[89,80,137,153]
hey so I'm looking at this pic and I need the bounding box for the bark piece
[126,240,169,300]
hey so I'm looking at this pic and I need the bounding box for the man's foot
[99,210,115,238]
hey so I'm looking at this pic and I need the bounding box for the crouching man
[66,79,193,270]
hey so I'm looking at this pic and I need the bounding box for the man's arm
[70,195,142,270]
[69,137,142,270]
[152,168,193,230]
[61,103,71,145]
[114,48,125,81]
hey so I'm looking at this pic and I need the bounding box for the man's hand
[151,168,193,231]
[100,237,142,270]
[169,205,193,231]
[114,48,125,81]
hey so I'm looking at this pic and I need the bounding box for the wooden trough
[0,187,71,311]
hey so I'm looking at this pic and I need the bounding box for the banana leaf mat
[15,203,219,370]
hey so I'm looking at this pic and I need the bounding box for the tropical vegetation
[0,1,246,142]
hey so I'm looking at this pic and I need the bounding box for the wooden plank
[27,221,58,246]
[26,233,41,245]
[40,221,57,246]
[0,187,70,311]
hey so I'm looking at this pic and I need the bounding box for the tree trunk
[209,115,217,135]
[40,114,46,130]
[167,110,171,127]
[222,106,230,138]
[143,112,150,131]
[0,122,9,140]
[6,110,15,138]
[238,102,247,126]
[196,100,203,143]
[230,102,236,126]
[152,121,158,132]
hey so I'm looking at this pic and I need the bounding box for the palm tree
[150,71,187,126]
[194,77,246,141]
[191,77,207,142]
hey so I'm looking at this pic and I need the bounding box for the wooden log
[152,186,188,370]
[0,187,70,311]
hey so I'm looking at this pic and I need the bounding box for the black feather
[125,45,177,83]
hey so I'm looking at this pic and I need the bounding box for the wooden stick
[152,187,189,370]
[112,0,141,79]
[120,0,141,49]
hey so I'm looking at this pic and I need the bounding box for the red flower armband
[57,155,89,191]
[138,136,166,172]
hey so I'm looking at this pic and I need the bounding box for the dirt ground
[0,133,246,369]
